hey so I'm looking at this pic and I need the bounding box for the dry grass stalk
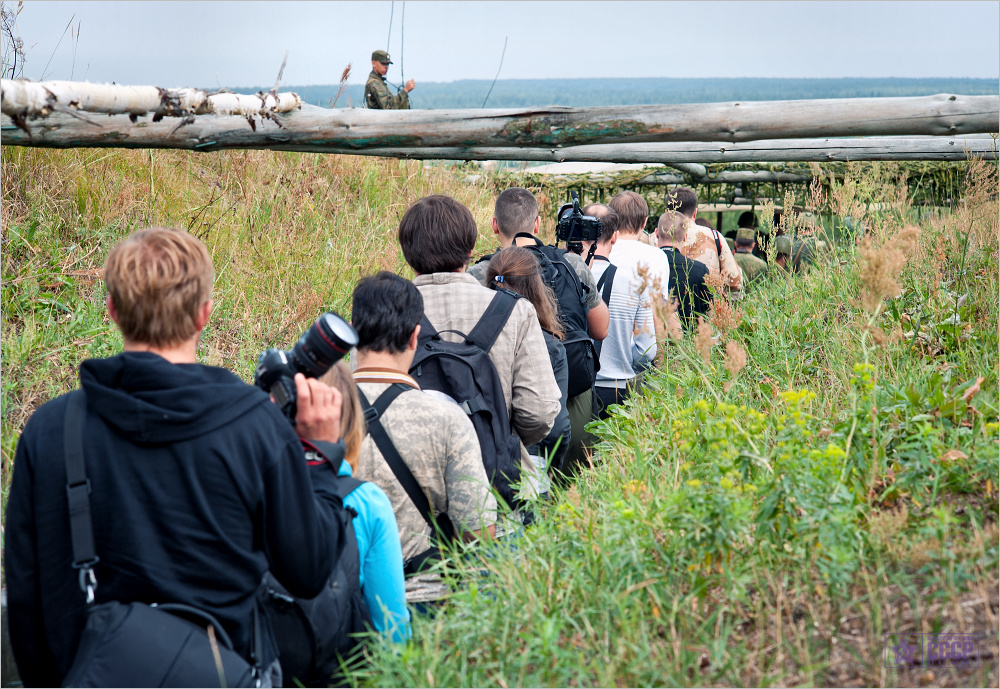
[858,225,920,314]
[694,316,713,366]
[722,340,747,392]
[708,296,743,334]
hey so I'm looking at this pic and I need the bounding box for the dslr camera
[556,191,603,255]
[255,312,359,422]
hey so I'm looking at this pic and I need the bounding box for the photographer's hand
[293,373,342,443]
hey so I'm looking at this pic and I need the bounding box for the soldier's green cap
[371,50,393,64]
[776,236,793,255]
[735,227,756,243]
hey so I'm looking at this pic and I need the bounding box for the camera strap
[593,256,617,306]
[358,384,456,548]
[64,390,99,604]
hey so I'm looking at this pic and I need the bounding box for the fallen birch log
[1,80,996,148]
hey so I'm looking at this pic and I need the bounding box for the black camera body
[255,312,359,422]
[555,192,603,253]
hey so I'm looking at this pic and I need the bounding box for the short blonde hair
[104,227,214,347]
[319,361,366,472]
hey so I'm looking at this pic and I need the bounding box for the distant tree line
[229,77,999,109]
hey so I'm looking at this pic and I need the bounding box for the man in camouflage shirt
[666,187,744,297]
[365,50,414,110]
[350,272,496,604]
[733,227,769,285]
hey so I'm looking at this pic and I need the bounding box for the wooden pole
[2,81,997,149]
[2,111,992,163]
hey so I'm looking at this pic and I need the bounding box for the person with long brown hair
[486,247,572,484]
[319,362,411,643]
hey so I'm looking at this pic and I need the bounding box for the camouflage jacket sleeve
[365,75,410,110]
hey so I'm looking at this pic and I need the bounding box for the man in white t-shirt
[584,203,656,418]
[607,191,682,342]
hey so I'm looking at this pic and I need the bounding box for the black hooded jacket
[4,351,351,687]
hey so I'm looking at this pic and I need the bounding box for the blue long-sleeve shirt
[337,461,411,643]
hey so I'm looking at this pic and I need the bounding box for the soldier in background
[733,227,769,285]
[365,50,414,110]
[774,235,793,274]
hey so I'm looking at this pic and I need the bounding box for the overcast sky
[7,1,999,88]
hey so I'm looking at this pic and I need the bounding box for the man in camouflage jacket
[365,50,414,109]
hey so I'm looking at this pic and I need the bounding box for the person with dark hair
[5,227,350,687]
[486,248,571,485]
[397,195,561,478]
[733,227,769,285]
[657,210,711,328]
[468,187,609,342]
[350,271,496,605]
[665,186,743,297]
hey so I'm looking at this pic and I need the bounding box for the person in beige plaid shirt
[399,195,562,449]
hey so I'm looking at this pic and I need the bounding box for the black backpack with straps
[358,383,458,576]
[408,288,524,507]
[476,234,598,397]
[262,474,374,687]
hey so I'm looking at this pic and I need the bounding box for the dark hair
[608,191,648,234]
[351,271,424,353]
[735,236,755,249]
[494,188,538,238]
[665,187,698,217]
[694,217,715,231]
[398,195,478,274]
[582,203,619,245]
[738,211,758,229]
[486,247,563,339]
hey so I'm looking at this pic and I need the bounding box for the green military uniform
[365,50,410,110]
[733,227,769,284]
[774,235,793,275]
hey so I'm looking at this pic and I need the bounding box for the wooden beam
[328,137,997,163]
[2,82,997,150]
[3,110,992,163]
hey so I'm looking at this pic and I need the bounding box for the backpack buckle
[363,406,379,423]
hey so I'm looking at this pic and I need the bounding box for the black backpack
[409,288,524,507]
[263,475,373,687]
[477,234,598,397]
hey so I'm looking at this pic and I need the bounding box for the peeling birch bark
[1,80,996,148]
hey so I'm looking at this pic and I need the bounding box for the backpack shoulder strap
[331,475,364,501]
[63,389,100,602]
[418,313,439,340]
[466,288,520,353]
[474,250,497,265]
[357,384,448,539]
[596,264,617,305]
[713,229,723,258]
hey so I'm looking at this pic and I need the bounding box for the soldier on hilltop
[365,50,414,109]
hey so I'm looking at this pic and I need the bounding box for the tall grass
[1,147,499,511]
[2,148,997,686]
